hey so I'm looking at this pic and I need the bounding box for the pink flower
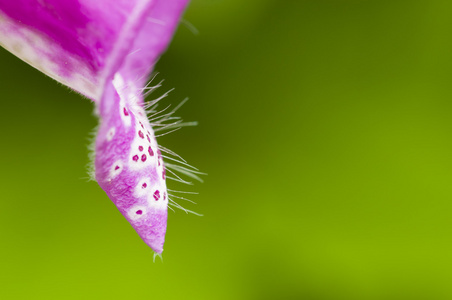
[0,0,190,254]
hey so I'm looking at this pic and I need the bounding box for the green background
[2,0,452,299]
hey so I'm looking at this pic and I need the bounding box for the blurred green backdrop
[2,0,452,299]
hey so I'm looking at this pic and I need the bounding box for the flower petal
[0,0,189,100]
[0,0,190,253]
[95,74,168,253]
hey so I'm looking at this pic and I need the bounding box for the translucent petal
[0,0,189,100]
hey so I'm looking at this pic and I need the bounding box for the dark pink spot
[148,146,154,156]
[146,135,150,142]
[114,165,120,170]
[153,190,160,201]
[133,155,139,162]
[141,154,147,162]
[162,168,166,179]
[139,122,144,128]
[138,146,143,151]
[163,192,167,201]
[142,182,147,189]
[123,107,129,116]
[138,131,144,139]
[136,210,143,215]
[157,150,162,166]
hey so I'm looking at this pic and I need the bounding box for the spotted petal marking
[95,74,167,253]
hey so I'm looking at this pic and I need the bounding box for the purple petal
[0,0,189,100]
[96,74,168,253]
[0,0,190,253]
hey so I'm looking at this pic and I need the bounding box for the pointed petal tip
[95,80,169,254]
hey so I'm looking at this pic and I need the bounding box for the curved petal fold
[0,0,188,100]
